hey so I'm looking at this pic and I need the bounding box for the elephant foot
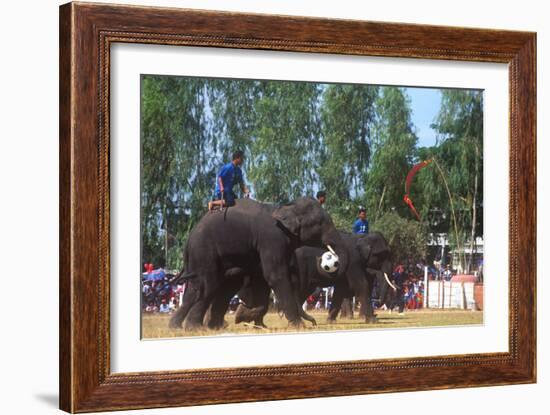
[206,319,228,330]
[288,319,305,329]
[243,322,268,330]
[300,310,317,326]
[365,315,378,324]
[234,304,262,325]
[168,317,183,329]
[182,319,204,332]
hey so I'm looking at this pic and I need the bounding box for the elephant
[234,231,395,326]
[168,197,349,331]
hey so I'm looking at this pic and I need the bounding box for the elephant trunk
[377,259,395,306]
[322,230,348,278]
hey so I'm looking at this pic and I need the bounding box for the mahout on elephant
[168,197,349,331]
[234,231,395,327]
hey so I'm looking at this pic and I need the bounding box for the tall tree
[366,87,417,220]
[317,84,378,230]
[141,76,215,269]
[319,84,378,201]
[247,81,322,202]
[208,79,259,165]
[431,90,483,272]
[415,90,483,271]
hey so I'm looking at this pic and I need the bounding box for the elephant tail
[168,270,198,285]
[180,271,198,280]
[168,247,199,285]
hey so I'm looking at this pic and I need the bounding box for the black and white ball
[320,251,340,273]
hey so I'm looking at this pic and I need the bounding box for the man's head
[232,150,244,166]
[358,208,367,220]
[316,190,326,205]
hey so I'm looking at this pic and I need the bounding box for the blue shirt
[215,162,243,195]
[352,218,369,234]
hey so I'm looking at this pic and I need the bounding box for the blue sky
[404,87,442,148]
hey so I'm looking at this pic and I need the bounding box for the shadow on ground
[35,393,58,408]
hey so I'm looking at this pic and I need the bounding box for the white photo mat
[110,43,509,373]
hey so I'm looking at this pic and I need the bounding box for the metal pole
[164,207,168,268]
[423,266,428,309]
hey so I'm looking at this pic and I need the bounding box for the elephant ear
[272,204,300,236]
[356,237,373,261]
[357,235,389,261]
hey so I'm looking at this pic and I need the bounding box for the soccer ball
[320,251,340,273]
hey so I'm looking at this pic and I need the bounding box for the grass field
[142,309,483,339]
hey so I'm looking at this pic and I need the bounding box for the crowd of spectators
[142,270,184,314]
[141,263,444,316]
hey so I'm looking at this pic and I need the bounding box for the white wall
[1,1,546,414]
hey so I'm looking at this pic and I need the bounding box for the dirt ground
[141,308,483,339]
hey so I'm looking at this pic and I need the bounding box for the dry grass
[141,309,483,339]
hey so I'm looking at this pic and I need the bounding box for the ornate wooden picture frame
[59,2,536,412]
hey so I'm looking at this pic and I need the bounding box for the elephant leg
[340,297,354,319]
[358,276,377,324]
[346,271,376,324]
[252,278,271,327]
[184,296,214,331]
[203,305,214,328]
[234,274,270,327]
[206,277,243,330]
[296,291,317,326]
[328,285,344,322]
[182,270,220,331]
[168,282,198,329]
[262,257,303,328]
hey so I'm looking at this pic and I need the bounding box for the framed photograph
[59,2,536,412]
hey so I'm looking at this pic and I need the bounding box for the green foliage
[140,76,483,271]
[365,87,417,219]
[248,81,322,202]
[141,76,216,268]
[414,90,483,270]
[326,202,360,233]
[319,84,378,201]
[372,212,428,265]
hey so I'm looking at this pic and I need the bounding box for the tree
[372,212,428,266]
[208,79,259,165]
[318,84,378,202]
[366,87,417,220]
[247,81,322,202]
[140,75,482,274]
[415,89,483,272]
[141,75,215,269]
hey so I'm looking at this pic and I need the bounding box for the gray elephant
[169,197,349,331]
[235,231,395,326]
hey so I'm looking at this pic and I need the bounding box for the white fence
[425,280,477,310]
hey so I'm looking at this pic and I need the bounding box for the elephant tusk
[384,272,397,291]
[326,244,336,255]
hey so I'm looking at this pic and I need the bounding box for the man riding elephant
[169,197,349,331]
[208,150,250,211]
